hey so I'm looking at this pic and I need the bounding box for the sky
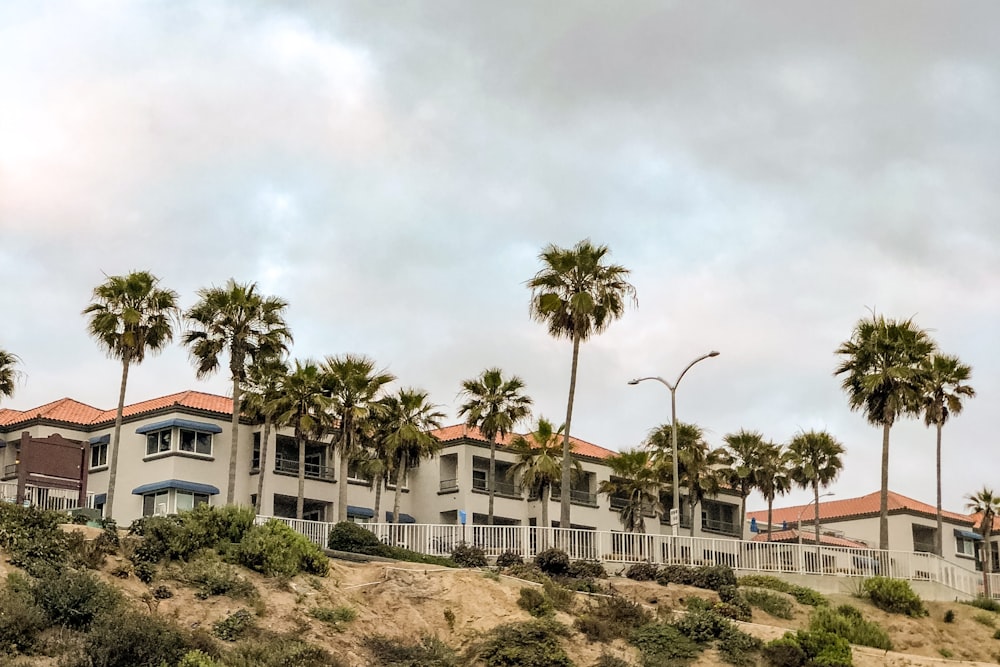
[2,2,998,516]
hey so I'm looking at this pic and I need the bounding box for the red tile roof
[0,391,234,429]
[747,490,976,527]
[92,390,233,423]
[431,423,617,460]
[0,397,104,427]
[751,529,870,549]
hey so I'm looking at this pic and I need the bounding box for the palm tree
[184,280,292,505]
[834,313,936,550]
[721,429,768,538]
[755,442,792,542]
[921,353,975,556]
[786,430,845,547]
[457,368,533,525]
[599,449,662,533]
[383,388,445,524]
[509,418,574,535]
[242,355,289,514]
[83,271,179,519]
[646,421,720,536]
[966,487,1000,597]
[270,360,331,519]
[0,348,21,403]
[323,354,395,523]
[528,239,636,529]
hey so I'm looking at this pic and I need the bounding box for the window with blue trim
[145,427,213,457]
[90,442,108,469]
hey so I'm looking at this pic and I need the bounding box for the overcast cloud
[2,1,998,514]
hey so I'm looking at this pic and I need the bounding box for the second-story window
[146,430,171,456]
[179,429,212,456]
[90,442,108,469]
[144,427,213,457]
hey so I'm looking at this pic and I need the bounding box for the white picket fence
[258,516,993,599]
[0,482,96,512]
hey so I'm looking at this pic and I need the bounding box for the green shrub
[451,542,487,567]
[225,632,342,667]
[75,610,196,667]
[504,563,548,584]
[943,609,955,623]
[362,634,458,667]
[974,611,997,627]
[965,596,1000,612]
[593,654,630,667]
[568,560,607,579]
[0,576,46,654]
[657,564,696,586]
[179,554,258,599]
[518,587,553,617]
[674,608,733,644]
[543,580,576,612]
[938,647,953,658]
[809,606,891,650]
[762,636,806,667]
[713,600,752,622]
[326,521,388,555]
[178,650,224,667]
[718,625,763,667]
[694,565,737,591]
[496,551,524,568]
[794,629,852,667]
[0,504,71,576]
[478,618,573,667]
[133,560,155,584]
[152,584,174,599]
[993,628,1000,640]
[626,562,659,581]
[30,568,121,631]
[237,520,329,577]
[743,588,794,619]
[575,595,651,642]
[788,586,827,607]
[630,623,703,666]
[308,606,357,625]
[861,577,926,617]
[213,609,255,641]
[535,548,570,576]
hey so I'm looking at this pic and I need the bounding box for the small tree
[599,449,662,533]
[787,430,845,547]
[966,487,1000,597]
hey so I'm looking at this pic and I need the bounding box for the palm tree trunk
[392,452,407,526]
[105,356,130,519]
[689,496,697,538]
[228,373,241,505]
[813,481,821,549]
[560,332,581,531]
[488,434,496,526]
[296,434,305,519]
[935,421,944,557]
[338,421,351,523]
[373,473,383,523]
[985,524,993,598]
[739,494,746,539]
[540,483,549,549]
[254,415,272,514]
[879,421,891,550]
[767,495,774,542]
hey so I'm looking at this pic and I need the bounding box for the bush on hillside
[657,563,697,586]
[495,551,524,568]
[237,520,328,577]
[965,596,1000,613]
[575,594,651,642]
[534,548,570,576]
[226,632,343,667]
[761,636,807,667]
[70,610,204,667]
[326,521,389,556]
[0,504,71,575]
[655,563,737,591]
[451,542,487,567]
[127,505,256,564]
[737,575,827,606]
[675,607,734,644]
[517,587,552,618]
[809,605,892,650]
[718,625,764,667]
[630,623,703,665]
[743,588,795,619]
[861,577,926,617]
[362,634,458,667]
[477,618,573,667]
[178,554,257,600]
[625,561,659,581]
[0,576,47,654]
[30,568,121,631]
[568,559,607,579]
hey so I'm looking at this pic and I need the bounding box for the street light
[797,492,835,546]
[629,350,720,537]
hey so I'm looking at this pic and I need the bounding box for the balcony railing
[551,489,598,506]
[274,457,335,481]
[2,464,16,480]
[702,518,741,536]
[439,478,459,492]
[472,477,521,497]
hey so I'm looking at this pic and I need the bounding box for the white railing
[0,482,96,512]
[257,516,992,599]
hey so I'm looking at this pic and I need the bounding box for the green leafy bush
[478,618,573,667]
[309,605,357,625]
[362,634,458,667]
[178,650,224,667]
[237,520,329,577]
[794,629,852,667]
[974,612,996,627]
[762,636,807,667]
[694,565,737,591]
[496,551,524,568]
[657,564,696,586]
[0,504,71,576]
[451,542,487,567]
[179,554,257,599]
[505,563,548,584]
[737,575,827,606]
[993,628,1000,640]
[965,596,1000,612]
[568,560,607,579]
[326,521,388,555]
[30,568,121,631]
[542,580,576,612]
[743,588,794,619]
[0,575,46,654]
[716,585,752,620]
[809,606,891,650]
[630,623,703,666]
[674,608,733,644]
[943,609,955,623]
[575,595,651,642]
[213,609,255,641]
[718,625,763,667]
[518,587,553,617]
[535,548,570,576]
[224,632,342,667]
[626,562,659,581]
[74,610,199,667]
[593,654,630,667]
[861,577,926,617]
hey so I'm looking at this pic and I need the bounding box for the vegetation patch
[535,548,571,576]
[762,630,852,667]
[477,618,573,667]
[177,554,258,600]
[974,611,996,627]
[308,605,357,627]
[737,575,827,606]
[656,564,737,592]
[630,622,703,666]
[451,542,487,567]
[808,605,892,651]
[236,520,329,577]
[518,586,553,617]
[626,562,659,581]
[860,577,927,617]
[495,551,524,568]
[743,588,794,619]
[362,634,458,667]
[226,631,343,667]
[575,594,652,642]
[964,596,1000,613]
[213,609,256,641]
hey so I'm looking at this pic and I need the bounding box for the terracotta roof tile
[0,397,104,427]
[751,529,871,549]
[93,390,233,423]
[748,490,976,527]
[0,408,25,427]
[431,423,617,460]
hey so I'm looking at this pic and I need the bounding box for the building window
[142,490,170,517]
[957,535,977,557]
[175,491,209,512]
[146,430,171,456]
[179,429,212,456]
[90,442,108,469]
[252,432,261,470]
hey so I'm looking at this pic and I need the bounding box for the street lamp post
[629,351,720,537]
[797,492,836,546]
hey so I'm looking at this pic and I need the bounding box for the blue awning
[136,419,223,435]
[89,434,111,445]
[385,511,415,524]
[955,529,983,541]
[131,479,221,496]
[347,506,374,518]
[94,493,107,505]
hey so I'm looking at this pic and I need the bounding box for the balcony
[439,478,459,493]
[702,517,741,536]
[2,464,16,481]
[274,457,335,481]
[551,488,598,507]
[472,476,521,498]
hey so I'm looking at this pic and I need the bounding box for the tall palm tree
[270,360,331,519]
[241,355,289,514]
[322,354,395,523]
[383,388,445,524]
[0,348,21,403]
[755,442,792,542]
[787,430,845,547]
[528,239,637,529]
[509,418,574,534]
[457,368,533,525]
[83,271,179,519]
[184,280,292,505]
[835,313,935,550]
[599,449,662,534]
[921,353,975,556]
[721,429,768,538]
[966,487,1000,597]
[646,421,720,536]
